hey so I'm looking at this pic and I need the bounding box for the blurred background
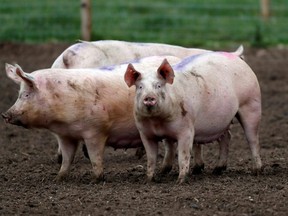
[0,0,287,48]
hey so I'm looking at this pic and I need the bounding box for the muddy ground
[0,42,287,215]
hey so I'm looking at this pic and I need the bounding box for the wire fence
[0,0,287,48]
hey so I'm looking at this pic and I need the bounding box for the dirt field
[0,42,287,215]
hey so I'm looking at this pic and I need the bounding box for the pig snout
[1,112,11,123]
[1,111,26,127]
[143,96,157,107]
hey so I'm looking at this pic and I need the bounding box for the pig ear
[124,63,141,87]
[14,64,37,89]
[157,59,175,84]
[5,63,23,84]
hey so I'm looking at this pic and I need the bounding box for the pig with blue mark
[124,47,262,184]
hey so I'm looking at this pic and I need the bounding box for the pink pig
[52,40,209,69]
[1,56,181,181]
[124,48,262,184]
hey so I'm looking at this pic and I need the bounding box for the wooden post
[260,0,270,21]
[81,0,92,41]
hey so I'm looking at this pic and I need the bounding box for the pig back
[32,69,134,132]
[51,40,209,69]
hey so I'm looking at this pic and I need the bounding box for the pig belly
[193,111,236,143]
[192,89,239,143]
[106,133,142,149]
[194,125,231,144]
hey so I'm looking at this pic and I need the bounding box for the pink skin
[125,49,262,184]
[2,56,181,182]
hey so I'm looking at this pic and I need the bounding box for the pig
[51,40,209,69]
[124,49,262,184]
[51,40,210,163]
[2,56,181,182]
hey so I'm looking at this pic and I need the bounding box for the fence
[0,0,287,48]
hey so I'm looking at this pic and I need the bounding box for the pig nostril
[143,97,157,106]
[144,97,155,102]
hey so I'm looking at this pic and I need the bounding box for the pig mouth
[1,113,28,128]
[11,119,28,128]
[145,105,156,112]
[143,104,161,116]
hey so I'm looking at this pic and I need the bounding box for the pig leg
[140,132,158,182]
[82,143,90,159]
[236,104,262,174]
[212,130,231,175]
[192,143,205,174]
[177,129,194,184]
[56,136,78,181]
[160,140,176,174]
[57,145,62,164]
[84,135,107,182]
[135,146,146,159]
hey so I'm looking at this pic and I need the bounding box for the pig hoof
[252,167,263,176]
[145,175,156,183]
[92,173,105,183]
[135,147,145,159]
[192,164,204,175]
[57,154,63,164]
[160,165,172,175]
[82,144,90,160]
[55,174,67,182]
[176,176,189,184]
[212,166,227,175]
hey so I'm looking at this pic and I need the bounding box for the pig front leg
[160,139,176,174]
[212,130,231,175]
[140,132,158,182]
[177,129,194,184]
[84,134,107,182]
[55,135,79,181]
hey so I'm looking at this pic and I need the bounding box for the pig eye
[20,91,30,99]
[138,85,143,90]
[155,83,161,89]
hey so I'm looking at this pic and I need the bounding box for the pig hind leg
[212,130,231,175]
[236,102,262,174]
[56,136,79,181]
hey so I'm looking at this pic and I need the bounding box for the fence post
[260,0,270,21]
[81,0,92,41]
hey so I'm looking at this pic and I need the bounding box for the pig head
[2,64,46,128]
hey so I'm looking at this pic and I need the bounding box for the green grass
[0,0,287,48]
